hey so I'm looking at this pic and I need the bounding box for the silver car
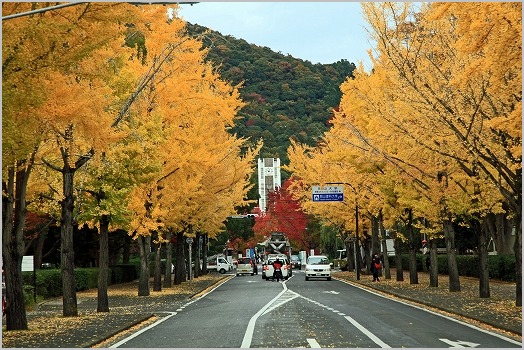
[305,255,331,281]
[236,257,255,276]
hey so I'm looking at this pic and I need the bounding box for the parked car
[262,255,291,281]
[236,257,255,276]
[305,255,331,281]
[290,255,301,270]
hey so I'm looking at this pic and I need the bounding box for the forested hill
[186,23,357,170]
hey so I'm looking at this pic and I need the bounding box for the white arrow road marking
[344,315,391,348]
[322,290,339,294]
[439,339,480,348]
[307,338,321,348]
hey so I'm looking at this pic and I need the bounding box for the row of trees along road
[2,3,261,331]
[285,3,521,306]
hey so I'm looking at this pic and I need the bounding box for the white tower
[258,158,281,212]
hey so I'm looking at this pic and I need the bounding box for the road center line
[344,315,391,348]
[241,282,288,348]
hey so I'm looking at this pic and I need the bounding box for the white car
[262,256,291,281]
[305,255,332,281]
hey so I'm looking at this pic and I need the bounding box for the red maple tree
[253,177,309,250]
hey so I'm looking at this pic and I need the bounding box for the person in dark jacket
[272,258,283,282]
[371,253,381,282]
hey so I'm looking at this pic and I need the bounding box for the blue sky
[177,1,374,70]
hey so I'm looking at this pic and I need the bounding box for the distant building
[258,158,281,212]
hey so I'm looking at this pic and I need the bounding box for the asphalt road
[112,268,522,348]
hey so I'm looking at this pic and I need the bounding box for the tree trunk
[61,166,78,317]
[355,236,362,279]
[2,164,29,330]
[478,217,491,298]
[346,240,354,271]
[153,244,162,292]
[405,209,418,285]
[371,216,381,257]
[394,234,404,281]
[363,238,371,274]
[33,225,49,269]
[202,234,209,275]
[429,239,438,287]
[492,203,515,255]
[194,233,202,278]
[174,231,185,285]
[136,235,151,296]
[378,212,391,279]
[97,215,110,312]
[123,233,131,264]
[513,208,522,307]
[163,232,173,288]
[443,219,461,292]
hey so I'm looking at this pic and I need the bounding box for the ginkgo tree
[285,2,520,306]
[2,1,147,326]
[121,6,261,295]
[359,1,521,302]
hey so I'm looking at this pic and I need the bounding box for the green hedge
[21,264,139,300]
[387,254,516,282]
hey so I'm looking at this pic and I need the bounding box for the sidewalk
[1,270,521,348]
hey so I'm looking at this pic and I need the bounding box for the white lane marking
[307,338,321,348]
[344,315,391,348]
[334,277,522,347]
[110,312,178,348]
[241,282,288,348]
[300,294,389,347]
[439,338,480,348]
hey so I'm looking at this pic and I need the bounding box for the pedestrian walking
[371,253,381,282]
[425,255,431,271]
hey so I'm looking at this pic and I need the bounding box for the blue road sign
[312,185,344,202]
[312,193,344,202]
